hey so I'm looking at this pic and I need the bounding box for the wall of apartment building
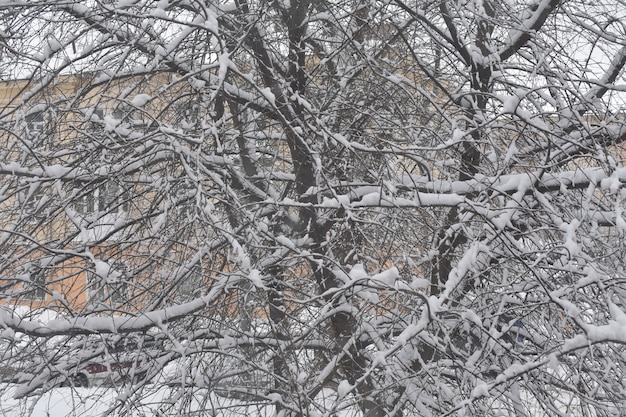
[0,73,230,314]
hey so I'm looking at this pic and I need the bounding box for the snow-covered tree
[1,1,626,416]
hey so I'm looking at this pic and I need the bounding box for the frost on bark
[0,1,626,416]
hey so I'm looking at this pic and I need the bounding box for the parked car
[0,307,167,391]
[64,351,148,387]
[61,334,165,388]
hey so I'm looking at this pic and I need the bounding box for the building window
[24,108,55,149]
[172,178,196,219]
[23,265,47,301]
[76,181,130,215]
[25,111,45,134]
[112,104,149,133]
[176,264,203,301]
[87,261,129,307]
[20,185,47,223]
[86,108,105,132]
[180,103,202,133]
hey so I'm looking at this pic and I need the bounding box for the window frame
[23,265,47,301]
[20,183,48,223]
[76,181,130,216]
[176,264,203,302]
[25,110,45,134]
[87,261,130,307]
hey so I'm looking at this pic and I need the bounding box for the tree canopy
[1,1,626,416]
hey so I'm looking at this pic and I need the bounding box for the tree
[0,0,626,416]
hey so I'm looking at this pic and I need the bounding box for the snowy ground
[1,386,120,417]
[0,385,277,417]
